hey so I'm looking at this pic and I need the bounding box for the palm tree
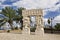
[0,7,16,29]
[16,7,26,30]
[0,19,6,27]
[17,7,26,15]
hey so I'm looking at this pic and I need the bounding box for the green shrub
[55,23,60,31]
[15,27,18,30]
[7,30,10,33]
[30,27,36,32]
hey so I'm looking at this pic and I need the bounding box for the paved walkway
[0,33,60,40]
[44,33,60,40]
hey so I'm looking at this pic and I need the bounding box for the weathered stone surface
[22,9,44,35]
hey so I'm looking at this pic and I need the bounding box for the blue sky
[0,0,60,25]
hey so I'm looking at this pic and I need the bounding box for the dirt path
[0,33,60,40]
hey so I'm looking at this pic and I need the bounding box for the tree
[55,23,60,30]
[0,18,6,29]
[0,7,16,29]
[47,18,53,33]
[17,7,26,15]
[47,19,50,24]
[47,18,51,28]
[16,7,26,30]
[47,17,55,33]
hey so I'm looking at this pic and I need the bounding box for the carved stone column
[22,17,30,34]
[35,15,44,35]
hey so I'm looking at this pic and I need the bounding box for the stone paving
[0,33,60,40]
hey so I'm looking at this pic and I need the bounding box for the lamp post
[50,17,55,33]
[48,17,54,33]
[51,18,53,33]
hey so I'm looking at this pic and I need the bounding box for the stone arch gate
[22,9,44,35]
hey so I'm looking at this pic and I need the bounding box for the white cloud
[12,0,60,23]
[10,0,16,2]
[44,18,48,22]
[12,0,59,9]
[10,0,20,2]
[0,5,11,9]
[12,0,59,16]
[43,18,48,25]
[0,0,6,3]
[54,15,60,23]
[43,9,48,16]
[51,15,60,26]
[0,0,11,9]
[44,15,60,26]
[0,3,1,5]
[47,3,60,11]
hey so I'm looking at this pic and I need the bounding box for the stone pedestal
[35,16,44,35]
[23,27,30,34]
[35,26,44,36]
[22,17,30,34]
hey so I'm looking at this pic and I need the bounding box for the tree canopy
[55,23,60,30]
[0,7,26,30]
